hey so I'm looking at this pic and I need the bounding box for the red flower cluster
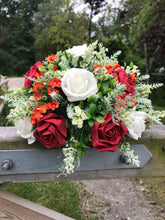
[115,95,137,112]
[45,54,58,63]
[93,62,121,73]
[106,62,121,74]
[32,77,61,100]
[33,82,45,101]
[45,54,58,72]
[31,101,60,126]
[129,73,137,86]
[47,78,61,95]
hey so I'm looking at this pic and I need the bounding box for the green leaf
[88,119,94,127]
[22,86,29,93]
[85,107,90,114]
[89,103,96,114]
[79,101,85,109]
[77,149,84,157]
[96,116,105,123]
[103,84,109,92]
[86,113,91,119]
[110,78,117,84]
[87,95,94,103]
[38,65,46,72]
[97,83,102,90]
[48,63,54,71]
[82,143,89,149]
[100,110,108,116]
[28,87,33,93]
[75,142,81,148]
[97,92,102,98]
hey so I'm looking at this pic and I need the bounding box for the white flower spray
[59,137,80,176]
[67,105,87,128]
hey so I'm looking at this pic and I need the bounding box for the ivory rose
[14,117,36,144]
[61,68,98,102]
[66,44,88,66]
[123,111,147,140]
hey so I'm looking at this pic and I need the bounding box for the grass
[0,102,12,126]
[0,181,89,220]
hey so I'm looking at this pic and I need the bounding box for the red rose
[91,113,127,152]
[24,61,44,88]
[33,113,67,149]
[112,67,135,97]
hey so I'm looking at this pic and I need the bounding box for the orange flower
[113,62,121,70]
[106,62,121,74]
[93,65,102,71]
[131,97,137,108]
[37,103,48,113]
[49,101,60,110]
[46,101,59,111]
[45,54,58,63]
[47,87,54,95]
[129,73,137,86]
[31,115,37,126]
[33,83,45,101]
[53,64,58,72]
[47,87,59,95]
[33,82,44,93]
[31,108,43,125]
[48,78,61,88]
[34,72,41,79]
[34,92,42,101]
[106,65,113,74]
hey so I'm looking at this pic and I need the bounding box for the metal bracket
[0,144,152,175]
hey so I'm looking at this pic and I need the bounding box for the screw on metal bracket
[2,159,13,171]
[120,154,131,165]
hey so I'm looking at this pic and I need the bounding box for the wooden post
[0,190,74,220]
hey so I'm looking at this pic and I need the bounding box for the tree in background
[34,0,88,59]
[83,0,107,42]
[0,0,45,76]
[129,0,165,73]
[114,0,165,73]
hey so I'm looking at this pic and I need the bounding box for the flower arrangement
[3,41,165,175]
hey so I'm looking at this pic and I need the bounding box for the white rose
[14,117,36,144]
[66,44,88,66]
[61,68,98,102]
[123,111,147,140]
